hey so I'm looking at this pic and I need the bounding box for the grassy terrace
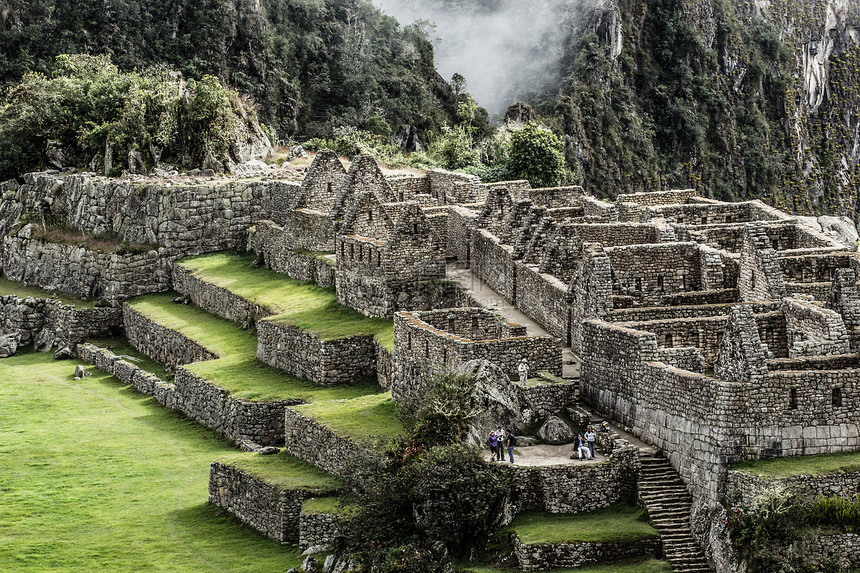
[459,559,672,573]
[509,504,659,545]
[125,293,379,402]
[215,452,341,492]
[176,252,394,349]
[88,337,170,379]
[294,393,404,446]
[733,450,860,478]
[0,277,96,307]
[0,351,302,571]
[302,496,356,516]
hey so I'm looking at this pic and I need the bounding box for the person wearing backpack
[506,431,517,463]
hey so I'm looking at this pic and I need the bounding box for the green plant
[506,123,567,188]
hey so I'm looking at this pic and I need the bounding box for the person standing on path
[487,430,498,462]
[585,426,597,459]
[506,431,517,463]
[517,358,530,386]
[495,426,506,461]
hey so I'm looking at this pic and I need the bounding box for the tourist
[576,433,592,460]
[495,426,506,461]
[517,358,530,386]
[506,431,517,463]
[487,430,498,462]
[585,426,597,459]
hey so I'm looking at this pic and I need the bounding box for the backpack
[508,434,518,447]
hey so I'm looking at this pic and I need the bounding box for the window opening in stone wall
[772,238,779,250]
[413,223,419,234]
[368,210,373,222]
[665,333,673,347]
[657,275,664,292]
[725,215,732,224]
[788,388,798,409]
[442,348,447,363]
[407,332,412,350]
[448,317,455,332]
[358,244,363,259]
[376,252,381,267]
[680,275,686,290]
[750,272,756,291]
[635,277,642,291]
[833,387,843,407]
[327,182,332,194]
[701,216,708,225]
[425,341,430,358]
[349,243,354,259]
[471,317,479,332]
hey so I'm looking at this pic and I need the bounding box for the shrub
[506,123,567,188]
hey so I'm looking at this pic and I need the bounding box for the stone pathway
[506,443,605,467]
[445,262,580,378]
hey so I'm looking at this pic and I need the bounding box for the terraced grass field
[733,450,860,477]
[0,351,302,571]
[176,252,394,349]
[125,293,381,402]
[509,504,659,544]
[0,277,96,307]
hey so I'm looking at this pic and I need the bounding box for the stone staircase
[638,455,713,573]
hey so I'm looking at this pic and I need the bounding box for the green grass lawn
[509,504,659,545]
[125,293,381,402]
[176,252,393,349]
[302,496,357,516]
[0,351,302,572]
[733,450,860,478]
[0,276,96,307]
[458,557,672,573]
[214,451,341,492]
[294,393,404,445]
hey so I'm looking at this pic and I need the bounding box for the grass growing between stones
[509,504,658,545]
[733,450,860,477]
[0,276,96,307]
[176,252,394,349]
[215,451,341,492]
[126,293,380,402]
[0,351,302,572]
[294,393,404,446]
[458,557,673,573]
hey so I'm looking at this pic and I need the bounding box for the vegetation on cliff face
[0,0,458,142]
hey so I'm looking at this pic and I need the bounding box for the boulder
[302,555,321,573]
[537,415,575,443]
[127,146,145,174]
[793,215,821,232]
[457,359,525,447]
[257,446,279,455]
[46,140,67,169]
[229,159,271,178]
[33,328,55,352]
[0,332,21,358]
[202,151,224,174]
[818,215,859,249]
[53,345,73,360]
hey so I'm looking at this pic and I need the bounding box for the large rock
[818,216,858,249]
[458,359,525,447]
[537,415,575,443]
[229,159,271,178]
[0,332,22,358]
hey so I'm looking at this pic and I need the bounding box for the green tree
[507,123,566,188]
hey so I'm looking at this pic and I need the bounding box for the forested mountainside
[0,0,458,140]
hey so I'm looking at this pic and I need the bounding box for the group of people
[574,426,598,460]
[487,426,517,463]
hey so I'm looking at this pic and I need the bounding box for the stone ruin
[5,150,860,571]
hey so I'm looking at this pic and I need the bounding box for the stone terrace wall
[256,319,379,385]
[283,408,377,477]
[726,469,860,508]
[509,446,640,515]
[569,222,665,246]
[616,188,699,208]
[511,534,660,572]
[780,253,854,283]
[77,343,178,410]
[7,172,275,254]
[0,295,122,346]
[247,220,336,288]
[579,196,617,220]
[123,304,217,367]
[299,510,345,551]
[2,234,172,303]
[520,382,580,420]
[644,201,783,226]
[209,462,318,544]
[284,209,336,252]
[525,186,583,208]
[172,264,272,326]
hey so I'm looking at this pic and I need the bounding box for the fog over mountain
[371,0,575,114]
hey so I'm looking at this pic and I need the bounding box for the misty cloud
[371,0,576,115]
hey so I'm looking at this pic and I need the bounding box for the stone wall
[579,196,618,220]
[514,263,569,342]
[7,172,275,254]
[247,220,335,288]
[283,407,376,477]
[783,297,850,357]
[77,343,178,409]
[256,318,379,385]
[299,509,345,551]
[209,462,330,544]
[605,243,712,304]
[387,175,432,203]
[172,264,271,326]
[0,295,122,346]
[644,201,783,226]
[511,533,660,572]
[447,206,480,262]
[726,468,860,508]
[509,446,640,515]
[524,186,583,208]
[426,169,481,204]
[284,209,336,252]
[520,382,581,422]
[123,303,217,367]
[616,188,699,209]
[2,233,172,303]
[472,229,517,301]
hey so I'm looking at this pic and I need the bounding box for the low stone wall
[521,382,579,420]
[209,462,315,544]
[172,368,294,446]
[376,341,393,390]
[247,220,336,288]
[809,533,860,570]
[511,532,661,572]
[509,446,639,515]
[0,295,122,346]
[172,264,271,326]
[726,468,860,507]
[123,304,216,367]
[256,319,378,385]
[77,343,178,410]
[299,509,346,551]
[2,233,172,303]
[283,407,376,477]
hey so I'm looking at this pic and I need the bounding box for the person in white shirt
[585,426,597,459]
[517,358,529,386]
